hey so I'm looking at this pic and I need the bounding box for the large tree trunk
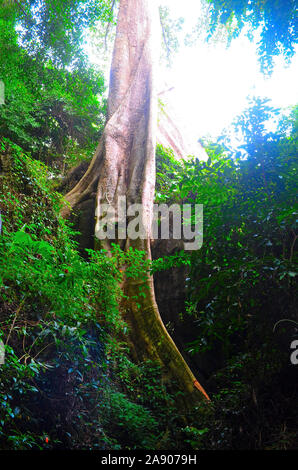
[62,0,209,405]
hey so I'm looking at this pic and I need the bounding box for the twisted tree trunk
[62,0,209,405]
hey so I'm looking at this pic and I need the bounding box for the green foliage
[0,140,188,450]
[182,426,209,449]
[155,143,184,203]
[0,157,122,449]
[156,99,298,449]
[0,7,106,171]
[159,6,184,65]
[99,389,158,449]
[205,0,297,72]
[2,0,115,68]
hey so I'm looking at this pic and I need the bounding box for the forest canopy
[206,0,297,72]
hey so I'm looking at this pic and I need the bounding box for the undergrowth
[0,138,200,450]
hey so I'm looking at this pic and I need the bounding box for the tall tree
[62,0,210,405]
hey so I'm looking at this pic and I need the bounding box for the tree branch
[104,0,116,51]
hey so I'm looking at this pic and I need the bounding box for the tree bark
[62,0,209,405]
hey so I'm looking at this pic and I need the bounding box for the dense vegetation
[156,99,298,449]
[0,0,297,451]
[0,138,195,449]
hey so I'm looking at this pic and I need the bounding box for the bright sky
[158,0,298,142]
[87,0,298,151]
